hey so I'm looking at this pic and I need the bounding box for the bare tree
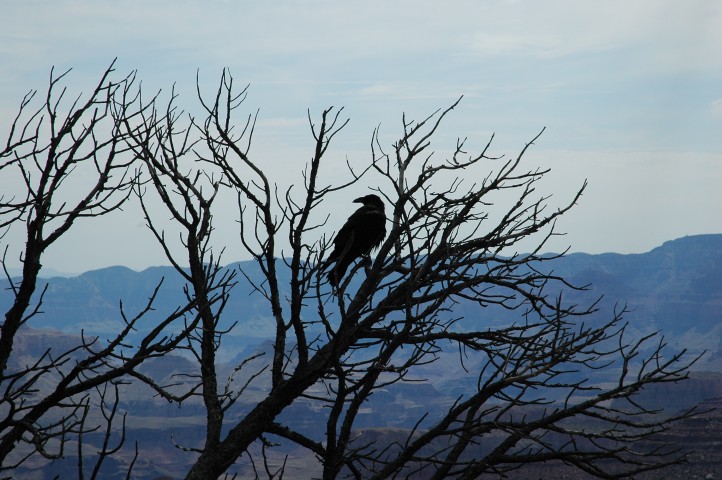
[0,63,218,478]
[1,65,700,479]
[120,80,240,458]
[123,71,699,480]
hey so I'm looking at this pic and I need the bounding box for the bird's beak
[353,197,364,203]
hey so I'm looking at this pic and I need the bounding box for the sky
[1,0,721,274]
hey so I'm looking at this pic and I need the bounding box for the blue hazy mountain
[4,234,722,479]
[2,234,721,370]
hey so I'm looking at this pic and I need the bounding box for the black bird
[324,194,386,287]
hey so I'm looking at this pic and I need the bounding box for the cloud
[710,98,722,117]
[463,0,722,70]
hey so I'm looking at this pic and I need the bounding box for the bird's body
[325,194,386,287]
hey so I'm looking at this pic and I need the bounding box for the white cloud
[710,99,722,117]
[463,0,722,71]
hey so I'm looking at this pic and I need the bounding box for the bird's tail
[326,258,352,288]
[327,262,347,287]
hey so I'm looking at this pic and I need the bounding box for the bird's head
[353,194,384,210]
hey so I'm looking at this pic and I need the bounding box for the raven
[324,194,386,287]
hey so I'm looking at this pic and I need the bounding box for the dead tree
[1,64,700,479]
[126,72,698,480]
[0,63,217,478]
[119,82,240,457]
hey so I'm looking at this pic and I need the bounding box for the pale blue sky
[1,0,721,273]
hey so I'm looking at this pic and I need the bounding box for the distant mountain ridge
[2,234,721,368]
[551,234,722,370]
[4,234,722,479]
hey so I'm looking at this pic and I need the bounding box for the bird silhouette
[324,194,386,287]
